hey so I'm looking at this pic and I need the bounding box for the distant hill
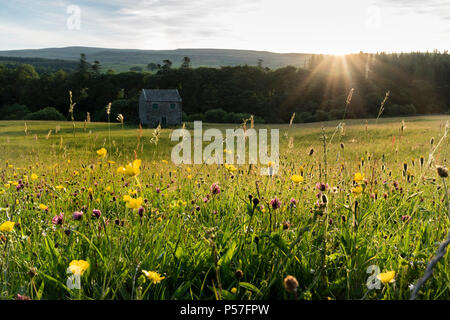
[0,47,312,72]
[0,56,79,73]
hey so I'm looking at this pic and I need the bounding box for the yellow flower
[291,174,304,183]
[108,160,115,165]
[0,189,5,195]
[123,195,132,202]
[4,184,10,189]
[105,186,111,192]
[88,187,93,195]
[187,175,192,179]
[118,159,141,177]
[231,287,237,294]
[96,148,107,158]
[353,172,364,183]
[268,161,275,167]
[377,270,395,284]
[225,164,237,172]
[31,173,38,181]
[186,167,191,173]
[162,160,168,164]
[351,185,363,195]
[56,185,65,191]
[68,260,89,276]
[0,221,15,232]
[126,197,143,210]
[39,204,48,211]
[142,270,165,284]
[67,159,71,163]
[128,189,138,195]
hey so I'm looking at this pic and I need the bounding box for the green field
[0,115,449,300]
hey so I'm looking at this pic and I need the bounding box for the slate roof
[142,89,182,102]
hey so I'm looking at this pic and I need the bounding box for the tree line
[0,51,449,124]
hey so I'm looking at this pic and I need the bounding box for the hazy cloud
[0,0,448,52]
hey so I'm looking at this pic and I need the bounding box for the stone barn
[139,89,182,127]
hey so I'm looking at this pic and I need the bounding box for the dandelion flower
[353,172,364,183]
[118,159,141,177]
[0,221,15,232]
[68,260,89,276]
[39,204,49,211]
[291,174,304,183]
[31,173,38,181]
[377,270,395,284]
[96,148,107,158]
[225,164,237,172]
[351,186,363,195]
[142,270,165,284]
[126,197,143,210]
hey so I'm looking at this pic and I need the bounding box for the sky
[0,0,449,54]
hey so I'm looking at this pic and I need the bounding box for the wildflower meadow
[0,115,449,300]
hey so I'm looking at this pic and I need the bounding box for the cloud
[373,0,450,18]
[1,0,263,49]
[0,0,448,52]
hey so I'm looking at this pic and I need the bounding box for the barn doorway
[161,116,167,126]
